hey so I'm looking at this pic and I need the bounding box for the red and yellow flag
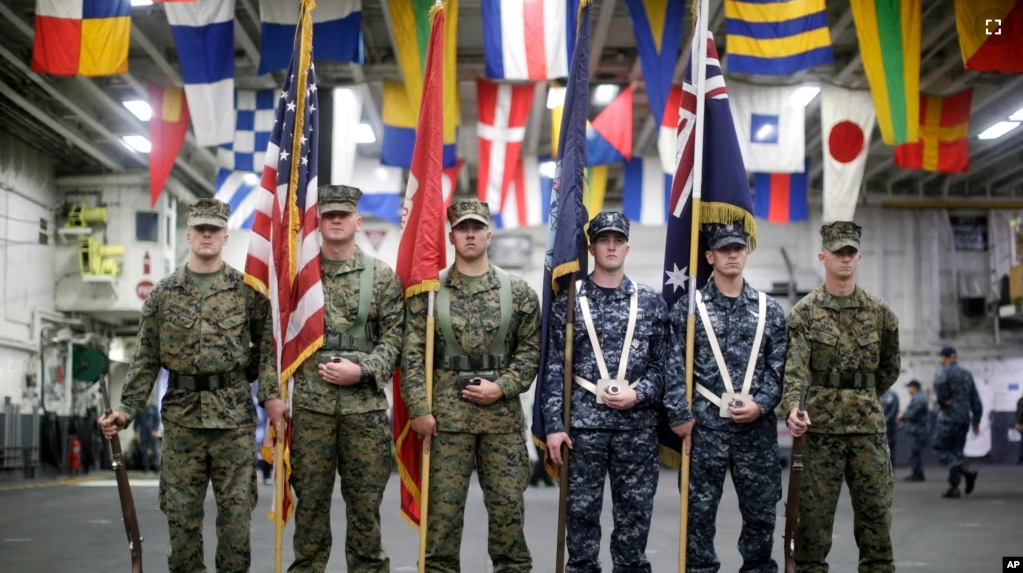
[31,0,131,76]
[393,2,449,528]
[894,88,973,174]
[955,0,1023,73]
[148,84,190,207]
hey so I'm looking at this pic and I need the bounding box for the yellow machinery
[78,236,124,278]
[64,204,109,229]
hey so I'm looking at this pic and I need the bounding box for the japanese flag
[821,85,876,222]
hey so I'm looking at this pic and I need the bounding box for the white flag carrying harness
[573,281,640,405]
[695,289,768,417]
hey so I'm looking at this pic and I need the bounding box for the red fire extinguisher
[143,251,151,275]
[68,436,81,474]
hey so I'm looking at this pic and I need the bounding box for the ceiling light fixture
[1009,108,1023,121]
[540,161,557,179]
[122,100,152,121]
[354,123,376,144]
[977,121,1020,140]
[546,87,566,110]
[130,0,153,6]
[592,84,619,106]
[122,135,152,153]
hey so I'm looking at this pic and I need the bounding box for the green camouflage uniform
[401,199,541,573]
[781,222,901,573]
[289,185,405,573]
[118,198,276,573]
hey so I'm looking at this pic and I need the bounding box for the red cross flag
[475,79,534,211]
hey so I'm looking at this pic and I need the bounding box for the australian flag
[530,0,592,477]
[659,29,755,462]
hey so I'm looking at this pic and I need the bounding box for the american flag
[244,59,324,385]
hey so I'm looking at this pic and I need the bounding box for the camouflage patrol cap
[318,184,362,215]
[820,221,863,251]
[447,198,491,227]
[588,211,630,241]
[187,198,230,228]
[703,221,748,250]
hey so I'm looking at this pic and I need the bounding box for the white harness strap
[574,280,640,394]
[694,289,767,406]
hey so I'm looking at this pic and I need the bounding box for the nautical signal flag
[723,0,834,75]
[821,85,875,223]
[586,85,633,165]
[481,0,580,81]
[894,89,973,173]
[753,158,809,223]
[623,157,671,225]
[954,0,1023,73]
[381,0,459,169]
[32,0,131,76]
[624,0,686,130]
[258,0,362,75]
[476,79,535,215]
[148,84,190,208]
[658,85,683,174]
[850,0,921,146]
[729,82,806,173]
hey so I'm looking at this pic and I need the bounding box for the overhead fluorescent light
[540,161,557,179]
[130,0,153,6]
[592,84,619,106]
[1009,108,1023,121]
[122,100,152,122]
[546,87,566,110]
[122,135,152,153]
[789,86,820,107]
[977,121,1020,140]
[354,123,376,144]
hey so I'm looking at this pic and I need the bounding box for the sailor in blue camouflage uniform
[664,221,787,573]
[932,346,982,498]
[543,211,669,573]
[881,389,899,463]
[898,380,928,481]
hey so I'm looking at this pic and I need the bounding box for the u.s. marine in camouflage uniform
[665,222,787,573]
[543,212,669,573]
[100,198,284,573]
[288,185,405,573]
[402,199,540,573]
[784,221,901,573]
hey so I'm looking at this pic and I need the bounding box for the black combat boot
[964,470,978,495]
[941,485,961,498]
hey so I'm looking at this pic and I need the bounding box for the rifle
[100,377,144,573]
[783,394,807,573]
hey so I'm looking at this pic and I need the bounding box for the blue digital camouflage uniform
[664,242,788,573]
[401,199,541,573]
[289,185,405,573]
[902,387,928,480]
[781,222,901,573]
[881,390,899,460]
[118,198,276,573]
[932,360,982,491]
[542,211,669,573]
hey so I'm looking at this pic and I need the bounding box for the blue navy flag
[531,0,592,475]
[659,30,755,464]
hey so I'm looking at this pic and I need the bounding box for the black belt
[323,332,362,352]
[811,371,877,389]
[440,354,508,371]
[168,370,245,392]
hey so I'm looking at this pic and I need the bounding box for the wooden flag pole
[679,0,712,571]
[418,291,438,573]
[555,277,578,573]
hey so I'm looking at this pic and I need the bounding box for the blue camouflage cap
[703,221,749,250]
[588,211,630,241]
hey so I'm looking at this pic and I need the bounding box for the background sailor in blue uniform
[664,221,788,573]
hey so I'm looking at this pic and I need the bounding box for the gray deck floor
[1,464,1020,572]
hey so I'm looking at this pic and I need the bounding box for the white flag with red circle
[821,85,876,223]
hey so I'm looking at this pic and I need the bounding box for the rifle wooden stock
[783,411,805,573]
[108,424,144,573]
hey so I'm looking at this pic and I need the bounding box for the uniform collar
[171,263,237,298]
[818,284,869,310]
[579,274,636,300]
[444,263,500,295]
[701,279,756,306]
[320,245,367,276]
